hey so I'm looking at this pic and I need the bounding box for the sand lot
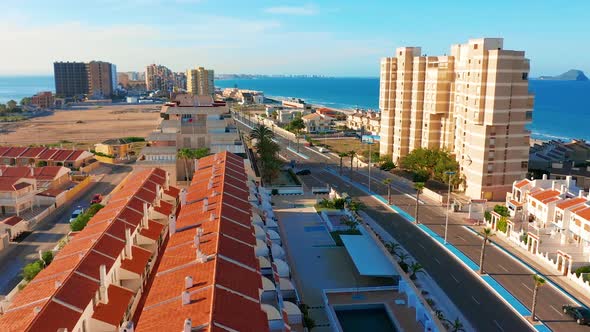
[0,104,162,146]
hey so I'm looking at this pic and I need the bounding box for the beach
[0,104,161,146]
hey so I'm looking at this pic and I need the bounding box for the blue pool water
[336,306,397,332]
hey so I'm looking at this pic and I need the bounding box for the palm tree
[250,124,274,142]
[414,182,425,224]
[448,318,465,332]
[338,152,348,176]
[479,227,494,275]
[348,150,356,180]
[177,148,193,182]
[408,262,425,280]
[531,274,546,322]
[384,241,400,256]
[383,178,393,204]
[397,252,409,272]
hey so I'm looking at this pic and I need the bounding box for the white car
[318,147,330,153]
[69,208,85,223]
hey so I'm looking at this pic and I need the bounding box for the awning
[341,234,397,277]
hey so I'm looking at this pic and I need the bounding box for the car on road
[69,207,85,223]
[90,193,103,204]
[318,147,330,153]
[296,169,311,175]
[563,305,590,325]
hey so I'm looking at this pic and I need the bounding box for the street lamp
[362,135,374,193]
[443,171,456,244]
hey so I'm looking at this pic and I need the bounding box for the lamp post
[444,171,456,244]
[362,135,374,193]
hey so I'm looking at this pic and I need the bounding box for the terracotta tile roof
[530,189,561,202]
[121,246,152,275]
[576,207,590,221]
[509,199,523,207]
[38,148,59,160]
[139,219,165,241]
[92,285,134,326]
[0,146,11,156]
[556,197,588,210]
[3,147,27,158]
[0,167,179,332]
[154,200,173,216]
[164,185,180,197]
[515,179,530,188]
[64,150,83,162]
[1,215,24,226]
[135,151,268,332]
[18,147,47,158]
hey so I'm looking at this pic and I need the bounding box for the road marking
[550,305,564,316]
[493,320,504,331]
[450,274,459,283]
[417,243,425,250]
[497,264,509,272]
[434,258,441,265]
[521,282,532,292]
[456,235,466,242]
[471,296,480,305]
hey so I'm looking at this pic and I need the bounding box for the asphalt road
[0,164,132,295]
[235,113,590,331]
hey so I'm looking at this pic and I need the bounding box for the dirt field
[0,104,162,146]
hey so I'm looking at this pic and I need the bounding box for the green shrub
[22,260,44,281]
[42,251,54,266]
[493,205,510,217]
[413,169,430,182]
[271,189,279,195]
[380,160,396,171]
[484,211,492,222]
[575,266,590,281]
[123,136,145,142]
[70,204,104,231]
[497,217,508,233]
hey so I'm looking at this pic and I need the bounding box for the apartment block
[186,67,215,96]
[145,64,173,91]
[87,61,115,99]
[54,62,88,97]
[379,38,533,200]
[0,168,180,332]
[347,110,381,135]
[30,91,54,109]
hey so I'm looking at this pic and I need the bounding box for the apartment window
[525,111,533,120]
[474,44,479,50]
[489,151,495,159]
[521,161,529,169]
[489,138,496,145]
[487,164,494,172]
[522,72,528,80]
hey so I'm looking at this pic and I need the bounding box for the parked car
[90,193,103,204]
[69,207,85,223]
[563,305,590,325]
[296,169,311,175]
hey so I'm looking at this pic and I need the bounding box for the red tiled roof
[3,147,27,158]
[18,147,47,158]
[576,207,590,221]
[530,189,561,202]
[1,215,23,226]
[154,200,173,216]
[515,179,530,188]
[135,151,268,332]
[38,148,59,160]
[139,219,165,241]
[121,246,152,275]
[164,185,180,198]
[51,149,75,162]
[556,197,588,210]
[92,285,134,326]
[64,150,83,162]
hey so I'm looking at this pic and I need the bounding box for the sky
[1,0,588,77]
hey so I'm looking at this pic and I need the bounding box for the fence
[65,176,91,201]
[80,161,101,173]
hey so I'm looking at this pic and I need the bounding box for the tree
[384,241,400,256]
[414,182,425,224]
[177,148,194,182]
[286,117,305,152]
[408,262,425,280]
[479,228,494,274]
[448,318,466,332]
[251,124,281,185]
[347,200,364,213]
[383,178,393,204]
[6,100,17,112]
[493,205,510,217]
[397,252,409,272]
[401,148,458,183]
[22,260,43,281]
[42,251,54,266]
[531,274,546,321]
[338,152,348,175]
[348,150,356,180]
[20,97,32,106]
[250,123,274,142]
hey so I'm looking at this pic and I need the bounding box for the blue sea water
[0,75,588,141]
[217,77,590,141]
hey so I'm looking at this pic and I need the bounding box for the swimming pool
[335,304,397,332]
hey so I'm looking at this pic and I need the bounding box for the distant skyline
[1,0,588,77]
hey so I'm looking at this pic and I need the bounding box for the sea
[0,75,588,141]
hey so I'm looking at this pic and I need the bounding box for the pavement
[0,163,133,296]
[234,112,590,331]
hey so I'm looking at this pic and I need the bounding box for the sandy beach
[0,104,162,146]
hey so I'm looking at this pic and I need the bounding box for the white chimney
[579,190,584,198]
[208,179,213,190]
[185,276,193,289]
[155,184,161,207]
[194,159,199,172]
[542,174,547,180]
[180,189,187,206]
[183,318,192,332]
[181,291,190,305]
[99,264,109,304]
[196,249,207,263]
[202,198,208,212]
[561,184,566,195]
[38,250,43,262]
[33,306,41,315]
[209,213,216,222]
[142,202,149,228]
[54,280,62,289]
[29,165,34,177]
[169,214,177,236]
[552,181,556,190]
[125,228,133,260]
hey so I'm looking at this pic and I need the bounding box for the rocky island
[539,69,588,81]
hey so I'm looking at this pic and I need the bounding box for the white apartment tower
[379,38,534,200]
[186,67,215,96]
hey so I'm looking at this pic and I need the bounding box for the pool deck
[327,290,423,332]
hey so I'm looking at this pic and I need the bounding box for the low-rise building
[94,138,134,159]
[0,146,94,169]
[0,177,36,216]
[278,108,309,124]
[347,110,381,135]
[529,139,590,171]
[301,112,333,133]
[30,91,54,109]
[282,97,311,110]
[0,165,70,189]
[0,168,180,332]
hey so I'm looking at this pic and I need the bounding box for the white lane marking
[497,264,509,272]
[417,243,425,250]
[450,274,459,283]
[434,258,441,265]
[550,305,564,316]
[493,320,504,331]
[471,296,480,305]
[521,282,532,292]
[456,235,466,242]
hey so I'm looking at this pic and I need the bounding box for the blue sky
[1,0,588,76]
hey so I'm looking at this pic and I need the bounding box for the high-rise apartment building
[145,64,173,91]
[379,38,534,200]
[87,61,115,98]
[186,67,215,96]
[53,62,88,97]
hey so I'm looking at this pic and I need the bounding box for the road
[0,164,132,295]
[235,112,589,331]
